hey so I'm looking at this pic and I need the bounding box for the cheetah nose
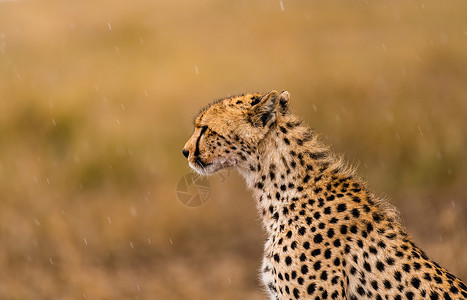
[182,149,189,158]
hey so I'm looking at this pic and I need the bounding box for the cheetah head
[183,90,290,175]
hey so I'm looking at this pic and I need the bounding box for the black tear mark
[194,126,208,157]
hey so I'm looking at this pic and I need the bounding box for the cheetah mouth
[195,158,211,168]
[190,156,237,175]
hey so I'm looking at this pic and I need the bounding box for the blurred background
[0,0,466,299]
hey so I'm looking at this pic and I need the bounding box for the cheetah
[182,90,467,300]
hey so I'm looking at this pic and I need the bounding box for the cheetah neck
[238,115,352,233]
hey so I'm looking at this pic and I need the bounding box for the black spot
[411,277,421,289]
[270,171,275,180]
[301,264,308,275]
[350,225,358,234]
[285,256,292,266]
[274,254,280,262]
[351,208,360,218]
[307,283,316,295]
[402,264,411,273]
[376,261,385,272]
[293,288,299,298]
[290,241,297,250]
[327,228,335,238]
[291,271,297,279]
[303,174,311,183]
[324,249,331,259]
[372,212,382,222]
[430,291,439,300]
[314,234,323,243]
[383,280,391,289]
[283,138,290,145]
[340,225,348,234]
[320,271,328,280]
[333,239,341,247]
[299,253,306,262]
[307,151,328,160]
[357,286,365,296]
[364,262,371,272]
[337,203,347,212]
[434,276,443,284]
[311,249,321,256]
[298,227,306,235]
[357,240,363,248]
[313,261,321,271]
[250,96,261,106]
[394,271,402,282]
[303,241,310,249]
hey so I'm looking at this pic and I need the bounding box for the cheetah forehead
[193,92,264,127]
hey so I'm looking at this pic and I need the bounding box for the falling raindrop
[107,22,112,30]
[130,241,134,248]
[107,216,112,224]
[51,119,56,126]
[169,238,173,245]
[279,0,284,11]
[194,65,199,75]
[147,237,152,244]
[130,206,137,217]
[83,238,88,246]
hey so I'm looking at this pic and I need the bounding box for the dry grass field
[0,0,466,299]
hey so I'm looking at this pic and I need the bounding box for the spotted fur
[183,90,467,300]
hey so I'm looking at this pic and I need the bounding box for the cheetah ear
[279,91,290,113]
[250,90,280,127]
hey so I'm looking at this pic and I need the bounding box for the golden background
[0,0,466,299]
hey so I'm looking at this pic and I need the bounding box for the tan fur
[183,91,467,300]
